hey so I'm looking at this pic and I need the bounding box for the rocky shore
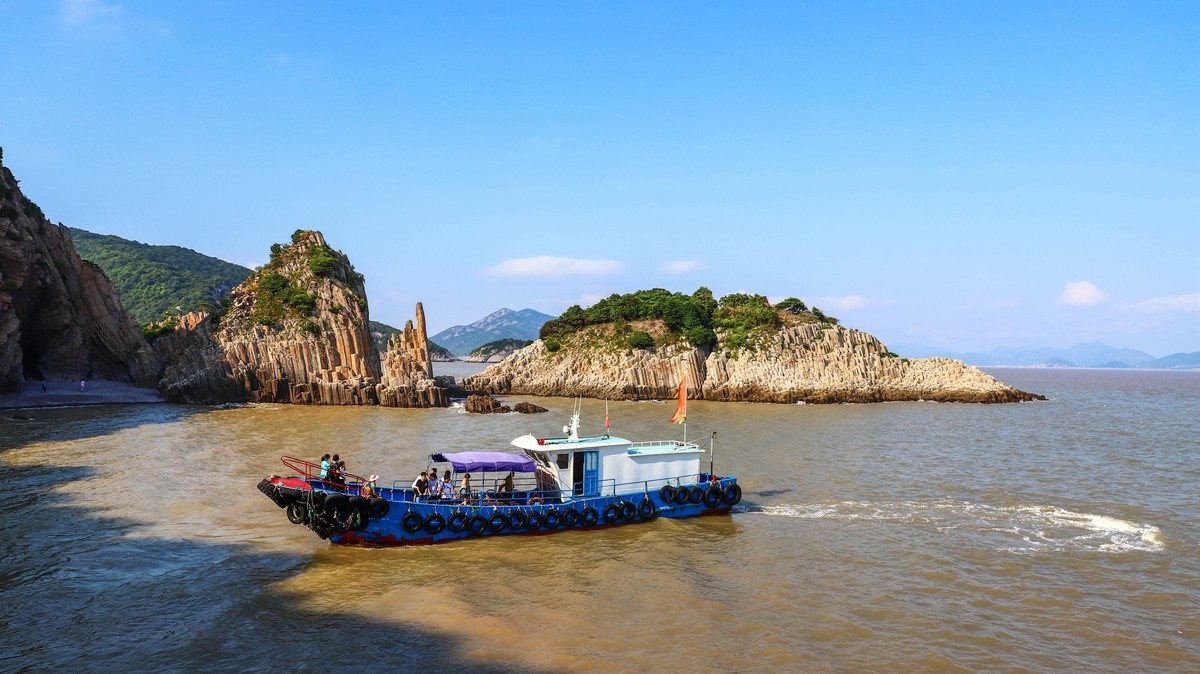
[463,321,1043,404]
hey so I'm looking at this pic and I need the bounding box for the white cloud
[1130,292,1200,314]
[810,295,870,312]
[1057,281,1108,307]
[577,293,606,308]
[486,256,623,278]
[60,0,123,28]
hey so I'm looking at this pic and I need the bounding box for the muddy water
[1,368,1198,672]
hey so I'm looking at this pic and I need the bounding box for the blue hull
[326,478,740,546]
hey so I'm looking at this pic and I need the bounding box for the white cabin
[511,433,705,497]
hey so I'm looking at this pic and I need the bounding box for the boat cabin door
[572,450,599,496]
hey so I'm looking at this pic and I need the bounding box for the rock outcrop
[465,394,510,414]
[0,155,158,391]
[154,231,449,407]
[463,320,1043,404]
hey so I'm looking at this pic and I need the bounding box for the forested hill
[69,228,251,324]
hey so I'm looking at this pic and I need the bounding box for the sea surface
[1,368,1198,672]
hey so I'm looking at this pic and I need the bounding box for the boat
[256,410,741,546]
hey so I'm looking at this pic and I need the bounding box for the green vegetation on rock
[69,228,252,324]
[468,338,534,359]
[539,287,839,353]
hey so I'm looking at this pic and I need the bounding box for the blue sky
[2,1,1197,355]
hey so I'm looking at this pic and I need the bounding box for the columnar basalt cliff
[154,231,449,407]
[463,318,1043,405]
[378,302,452,407]
[0,156,158,391]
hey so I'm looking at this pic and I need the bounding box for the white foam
[746,500,1164,554]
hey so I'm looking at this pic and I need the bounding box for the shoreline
[0,380,164,411]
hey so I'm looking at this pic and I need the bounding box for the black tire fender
[402,511,424,534]
[447,511,469,533]
[467,515,487,536]
[723,483,742,506]
[525,512,543,530]
[688,486,704,504]
[287,501,309,525]
[704,486,723,508]
[638,498,656,520]
[543,508,561,529]
[487,512,507,533]
[507,510,527,531]
[580,507,599,527]
[618,501,635,521]
[368,497,390,519]
[659,485,675,503]
[673,487,690,505]
[424,513,446,535]
[602,504,621,523]
[562,508,580,527]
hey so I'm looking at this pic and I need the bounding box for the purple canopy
[430,451,536,473]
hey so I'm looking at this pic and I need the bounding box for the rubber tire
[673,487,690,505]
[349,508,369,532]
[659,485,675,503]
[723,483,742,506]
[563,508,580,527]
[402,511,424,534]
[424,513,446,535]
[447,511,468,533]
[347,496,367,518]
[544,508,561,529]
[602,504,621,524]
[704,486,723,508]
[688,486,704,504]
[618,501,635,521]
[312,519,330,540]
[638,498,656,520]
[287,501,309,525]
[507,511,527,531]
[487,512,507,533]
[368,497,390,519]
[467,515,487,537]
[310,491,327,509]
[581,507,599,526]
[325,494,352,520]
[526,512,543,530]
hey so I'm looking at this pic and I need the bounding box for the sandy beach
[0,379,163,410]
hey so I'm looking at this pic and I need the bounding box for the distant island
[462,338,534,363]
[431,308,553,357]
[892,341,1200,371]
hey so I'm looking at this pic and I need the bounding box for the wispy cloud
[1129,292,1200,314]
[810,295,871,312]
[661,260,703,275]
[1057,281,1108,307]
[60,0,123,28]
[486,255,624,278]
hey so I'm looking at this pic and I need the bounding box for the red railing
[280,455,366,487]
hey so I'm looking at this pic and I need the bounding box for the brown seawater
[1,368,1198,672]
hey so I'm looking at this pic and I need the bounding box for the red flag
[670,376,687,424]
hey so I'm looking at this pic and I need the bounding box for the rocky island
[463,289,1043,404]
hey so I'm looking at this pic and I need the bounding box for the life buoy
[723,484,742,506]
[688,486,704,505]
[507,511,527,531]
[368,498,390,518]
[580,507,599,526]
[543,508,561,529]
[525,512,543,530]
[618,501,635,521]
[659,485,675,503]
[287,501,308,525]
[673,487,690,505]
[424,513,446,535]
[447,511,469,533]
[467,515,487,536]
[402,511,424,534]
[563,508,581,527]
[703,486,723,508]
[638,498,656,520]
[527,495,544,505]
[487,512,507,533]
[602,504,621,523]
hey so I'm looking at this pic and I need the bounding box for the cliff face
[378,302,450,408]
[155,231,448,407]
[0,161,158,391]
[462,320,1043,404]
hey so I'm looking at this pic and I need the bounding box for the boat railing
[280,455,365,491]
[627,440,702,451]
[572,473,711,498]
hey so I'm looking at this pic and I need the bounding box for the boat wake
[742,499,1164,553]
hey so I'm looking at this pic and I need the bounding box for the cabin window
[556,453,569,469]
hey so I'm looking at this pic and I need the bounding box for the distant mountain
[1141,352,1200,370]
[431,308,554,356]
[69,227,251,324]
[890,342,1157,368]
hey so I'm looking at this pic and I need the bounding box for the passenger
[460,473,472,496]
[411,471,430,500]
[427,471,442,500]
[501,470,515,493]
[362,475,379,498]
[329,454,346,486]
[319,453,332,480]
